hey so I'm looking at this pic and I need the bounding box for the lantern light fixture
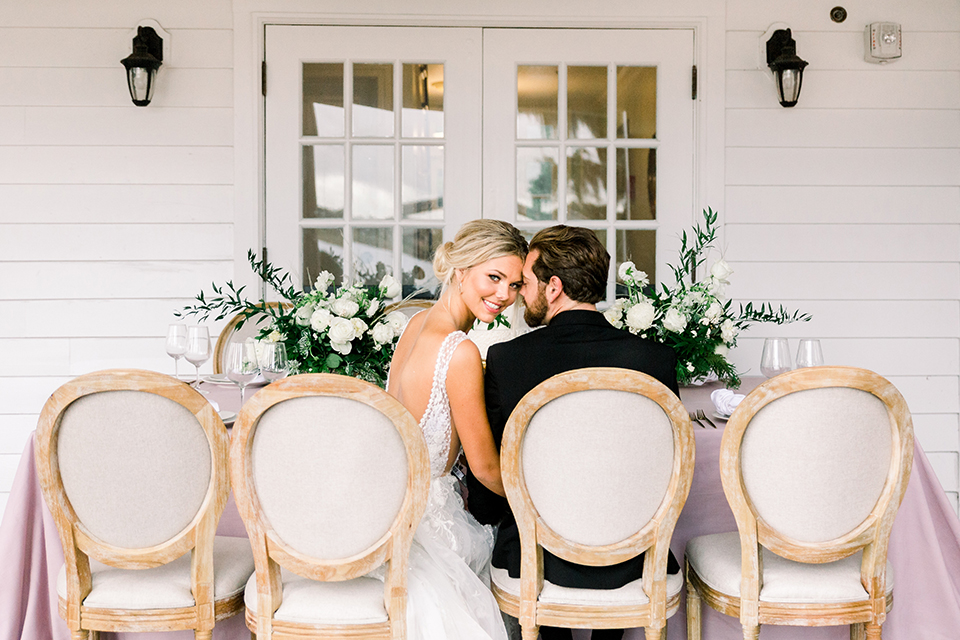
[121,26,163,107]
[766,28,808,108]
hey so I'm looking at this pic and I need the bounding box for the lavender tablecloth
[3,379,959,640]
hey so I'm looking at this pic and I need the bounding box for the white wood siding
[724,3,960,512]
[1,0,958,522]
[0,1,234,518]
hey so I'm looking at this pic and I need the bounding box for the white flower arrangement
[179,251,408,387]
[604,209,810,388]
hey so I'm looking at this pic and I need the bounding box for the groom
[468,225,681,640]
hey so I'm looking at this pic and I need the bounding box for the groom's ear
[545,275,564,302]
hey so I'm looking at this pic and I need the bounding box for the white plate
[218,411,237,424]
[203,374,233,385]
[712,412,731,421]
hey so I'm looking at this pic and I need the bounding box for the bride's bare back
[388,307,472,475]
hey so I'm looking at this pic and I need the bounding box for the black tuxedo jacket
[469,309,681,589]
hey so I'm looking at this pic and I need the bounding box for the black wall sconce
[766,28,808,108]
[121,26,163,107]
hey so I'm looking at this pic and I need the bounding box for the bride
[386,219,527,639]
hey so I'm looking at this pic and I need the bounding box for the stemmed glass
[227,341,260,404]
[796,338,824,368]
[184,326,211,387]
[260,342,290,382]
[760,338,793,378]
[165,324,188,378]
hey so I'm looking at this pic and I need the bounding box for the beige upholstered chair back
[35,369,229,568]
[722,367,913,563]
[502,367,694,567]
[214,302,290,374]
[231,373,430,582]
[252,396,409,559]
[522,389,674,546]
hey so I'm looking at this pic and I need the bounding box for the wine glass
[260,342,290,382]
[165,324,188,378]
[226,341,260,404]
[184,326,211,387]
[796,338,824,368]
[760,338,792,378]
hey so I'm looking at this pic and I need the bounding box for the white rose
[331,298,360,318]
[632,270,650,287]
[330,340,353,355]
[328,317,357,345]
[294,303,315,326]
[372,322,395,345]
[603,306,624,329]
[707,278,726,299]
[662,308,688,333]
[384,311,408,332]
[625,301,655,332]
[310,307,333,333]
[351,317,368,336]
[704,301,723,323]
[365,299,380,317]
[267,330,283,342]
[714,344,729,357]
[379,274,402,299]
[710,259,733,283]
[313,270,335,292]
[617,261,636,282]
[721,319,737,344]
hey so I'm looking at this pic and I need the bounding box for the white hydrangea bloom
[721,319,737,344]
[313,270,335,292]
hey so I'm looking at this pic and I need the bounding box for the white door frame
[232,0,725,295]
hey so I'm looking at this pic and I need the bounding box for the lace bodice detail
[420,331,469,478]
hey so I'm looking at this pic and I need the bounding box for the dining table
[2,375,959,640]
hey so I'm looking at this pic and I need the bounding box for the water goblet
[760,338,792,378]
[260,342,290,383]
[227,341,260,404]
[796,338,824,368]
[165,324,188,378]
[185,326,211,387]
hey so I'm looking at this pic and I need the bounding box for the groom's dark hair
[529,225,609,304]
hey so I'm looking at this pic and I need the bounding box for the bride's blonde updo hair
[433,220,528,287]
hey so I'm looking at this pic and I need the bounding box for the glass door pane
[265,26,482,298]
[483,28,695,300]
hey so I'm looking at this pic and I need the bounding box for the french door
[264,25,694,299]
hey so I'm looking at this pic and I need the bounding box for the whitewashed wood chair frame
[684,366,914,640]
[34,369,241,640]
[230,373,430,640]
[213,302,291,374]
[494,367,695,640]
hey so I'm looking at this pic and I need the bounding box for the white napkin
[207,397,220,412]
[711,389,744,417]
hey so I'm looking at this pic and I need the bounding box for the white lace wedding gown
[385,330,509,640]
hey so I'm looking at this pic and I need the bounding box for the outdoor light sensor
[865,22,902,64]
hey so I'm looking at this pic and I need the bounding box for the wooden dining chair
[492,367,695,640]
[213,302,291,374]
[34,369,254,640]
[685,366,914,640]
[230,373,430,639]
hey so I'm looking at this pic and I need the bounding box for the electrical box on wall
[864,22,901,63]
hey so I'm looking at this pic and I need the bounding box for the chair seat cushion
[57,536,254,610]
[243,568,388,625]
[491,566,683,607]
[686,532,894,604]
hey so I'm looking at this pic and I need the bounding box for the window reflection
[517,148,558,221]
[402,63,444,138]
[353,227,393,286]
[567,146,607,221]
[568,66,607,139]
[517,65,558,139]
[352,145,394,220]
[353,63,393,137]
[303,63,344,137]
[303,228,344,290]
[302,145,344,219]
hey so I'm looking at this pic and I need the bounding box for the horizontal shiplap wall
[0,0,235,522]
[724,0,960,511]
